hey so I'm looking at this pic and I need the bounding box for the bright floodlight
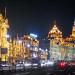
[6,34,10,38]
[46,60,54,66]
[30,33,37,38]
[45,49,48,51]
[33,53,37,58]
[18,40,22,44]
[27,44,30,48]
[39,48,42,51]
[24,63,31,66]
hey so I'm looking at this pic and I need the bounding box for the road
[1,67,75,75]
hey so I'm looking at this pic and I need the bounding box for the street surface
[0,67,75,75]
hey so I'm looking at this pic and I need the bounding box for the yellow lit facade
[48,21,75,60]
[0,13,9,62]
[8,34,39,63]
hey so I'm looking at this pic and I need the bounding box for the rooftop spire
[5,7,6,19]
[17,33,19,39]
[53,20,56,25]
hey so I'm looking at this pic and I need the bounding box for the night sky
[0,0,75,38]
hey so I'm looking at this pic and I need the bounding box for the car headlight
[46,61,54,66]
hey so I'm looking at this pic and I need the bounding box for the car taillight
[59,62,66,68]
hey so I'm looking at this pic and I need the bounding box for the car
[15,61,24,70]
[0,62,12,70]
[24,62,32,69]
[40,62,46,67]
[32,63,39,68]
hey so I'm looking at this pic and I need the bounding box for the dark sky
[0,0,75,38]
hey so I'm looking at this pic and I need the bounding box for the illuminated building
[7,19,75,62]
[39,48,48,62]
[0,13,9,62]
[48,21,63,60]
[48,21,62,50]
[39,38,50,61]
[70,20,75,39]
[64,20,75,60]
[29,34,39,59]
[11,34,39,62]
[22,34,32,60]
[30,38,39,59]
[7,33,39,63]
[12,37,23,63]
[48,20,75,60]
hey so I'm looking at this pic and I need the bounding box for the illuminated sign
[30,33,37,38]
